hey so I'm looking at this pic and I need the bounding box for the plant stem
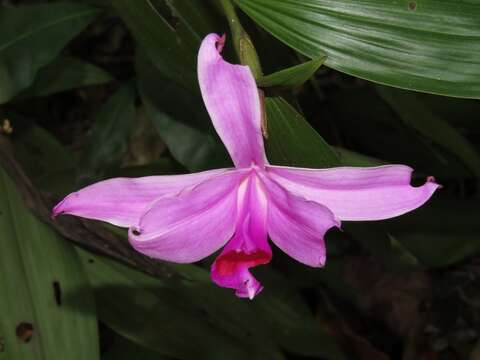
[218,0,263,78]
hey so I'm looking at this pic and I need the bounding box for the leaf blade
[376,85,480,178]
[235,0,480,98]
[257,56,326,87]
[77,84,136,185]
[112,0,197,89]
[76,248,262,360]
[20,56,113,98]
[0,3,100,103]
[265,97,339,168]
[136,52,230,171]
[0,167,99,360]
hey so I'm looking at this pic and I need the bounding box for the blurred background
[1,0,479,359]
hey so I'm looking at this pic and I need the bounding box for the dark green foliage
[1,1,479,359]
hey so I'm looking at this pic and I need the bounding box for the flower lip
[214,249,271,277]
[211,167,271,299]
[243,278,264,299]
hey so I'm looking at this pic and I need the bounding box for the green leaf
[78,244,346,359]
[0,167,99,360]
[418,94,480,131]
[112,0,197,89]
[265,97,339,167]
[76,248,273,360]
[254,269,347,359]
[83,226,344,359]
[257,56,326,87]
[343,222,421,273]
[235,0,480,98]
[396,232,480,268]
[385,198,480,267]
[0,3,101,104]
[136,52,230,171]
[328,87,471,178]
[116,0,226,171]
[20,56,113,98]
[376,85,480,177]
[163,0,218,43]
[77,84,135,185]
[10,114,76,196]
[334,146,385,167]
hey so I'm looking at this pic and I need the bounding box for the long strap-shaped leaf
[235,0,480,98]
[0,167,99,360]
[0,3,100,104]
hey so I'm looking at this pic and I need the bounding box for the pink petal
[262,174,340,267]
[211,173,271,299]
[198,33,266,168]
[53,168,230,227]
[128,169,247,263]
[267,165,439,221]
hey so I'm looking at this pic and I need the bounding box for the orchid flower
[53,33,439,299]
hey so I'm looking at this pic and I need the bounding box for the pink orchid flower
[53,33,439,299]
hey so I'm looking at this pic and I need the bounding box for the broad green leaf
[113,0,220,89]
[117,0,226,171]
[164,0,219,43]
[396,232,480,268]
[257,56,325,87]
[253,268,347,359]
[235,0,480,98]
[11,115,76,196]
[376,85,480,177]
[0,3,100,104]
[343,222,421,273]
[0,167,98,360]
[78,244,345,359]
[77,84,135,185]
[112,0,197,89]
[328,88,471,178]
[419,94,480,131]
[334,146,385,167]
[136,52,230,171]
[265,97,339,167]
[385,198,480,267]
[6,111,76,196]
[20,56,113,98]
[76,248,277,360]
[88,211,343,359]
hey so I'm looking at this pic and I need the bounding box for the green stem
[218,0,263,78]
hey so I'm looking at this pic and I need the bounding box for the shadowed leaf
[20,56,113,98]
[0,3,100,103]
[0,167,98,360]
